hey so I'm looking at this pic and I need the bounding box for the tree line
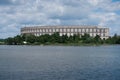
[4,32,120,45]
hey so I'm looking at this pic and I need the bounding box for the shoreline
[1,44,120,47]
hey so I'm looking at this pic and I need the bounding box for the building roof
[21,25,108,29]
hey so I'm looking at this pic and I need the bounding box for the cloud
[0,0,24,6]
[0,0,120,38]
[89,12,117,26]
[0,0,12,5]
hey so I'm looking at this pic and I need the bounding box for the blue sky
[0,0,120,38]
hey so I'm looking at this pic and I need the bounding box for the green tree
[5,37,14,45]
[50,32,60,43]
[60,34,68,43]
[14,35,23,45]
[5,33,120,45]
[81,33,92,43]
[72,34,80,43]
[112,34,118,44]
[116,36,120,44]
[26,34,36,44]
[93,35,102,44]
[105,37,113,44]
[68,36,74,43]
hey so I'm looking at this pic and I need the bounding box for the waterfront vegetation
[2,32,120,45]
[0,39,5,45]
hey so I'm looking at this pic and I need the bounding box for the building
[21,25,109,39]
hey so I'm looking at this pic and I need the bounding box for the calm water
[0,45,120,80]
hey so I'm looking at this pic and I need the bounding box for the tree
[68,36,74,43]
[72,34,80,43]
[60,34,68,43]
[5,33,120,45]
[116,36,120,44]
[26,34,36,44]
[93,35,102,44]
[14,35,23,45]
[112,34,118,44]
[50,32,60,43]
[81,33,92,43]
[40,34,51,43]
[105,37,113,44]
[5,37,14,45]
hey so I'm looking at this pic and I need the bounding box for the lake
[0,45,120,80]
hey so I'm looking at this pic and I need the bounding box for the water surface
[0,45,120,80]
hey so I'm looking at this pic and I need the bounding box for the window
[53,29,55,32]
[94,33,96,36]
[71,29,73,32]
[40,29,42,32]
[82,29,85,32]
[46,29,48,32]
[71,33,73,36]
[103,33,105,37]
[86,29,88,32]
[67,33,70,36]
[49,33,52,35]
[101,29,104,33]
[90,33,92,36]
[64,29,66,32]
[56,29,59,32]
[90,29,92,32]
[60,33,63,36]
[60,29,62,32]
[43,29,45,32]
[101,33,103,37]
[79,29,81,32]
[75,29,77,32]
[49,29,51,32]
[94,29,96,32]
[97,29,100,33]
[39,33,41,36]
[67,29,70,32]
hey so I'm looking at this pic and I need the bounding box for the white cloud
[88,0,104,6]
[0,0,120,38]
[90,12,117,26]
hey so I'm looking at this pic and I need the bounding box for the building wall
[21,26,109,39]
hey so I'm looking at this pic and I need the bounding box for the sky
[0,0,120,38]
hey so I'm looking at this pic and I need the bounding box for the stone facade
[21,25,109,39]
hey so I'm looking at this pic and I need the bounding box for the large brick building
[21,25,109,39]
